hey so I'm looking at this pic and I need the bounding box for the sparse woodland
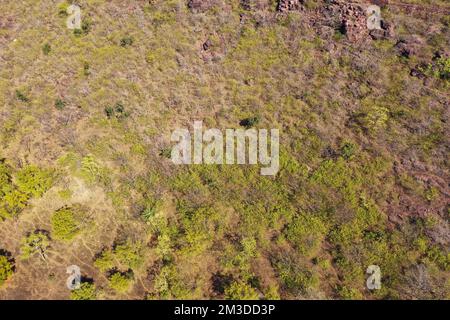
[0,0,449,299]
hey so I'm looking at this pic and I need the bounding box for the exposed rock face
[187,0,215,13]
[369,20,395,40]
[241,0,270,11]
[319,1,395,42]
[277,0,302,12]
[341,4,368,42]
[395,35,425,58]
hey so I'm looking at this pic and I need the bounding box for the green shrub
[224,281,259,300]
[81,20,92,34]
[42,43,51,55]
[105,106,114,119]
[51,207,82,241]
[274,255,319,295]
[73,20,91,37]
[159,148,172,159]
[141,199,162,223]
[0,189,29,219]
[351,100,390,133]
[340,141,357,160]
[105,103,130,120]
[70,282,97,300]
[15,90,29,102]
[94,250,115,272]
[0,163,52,220]
[286,213,327,257]
[150,264,191,299]
[15,165,53,197]
[338,286,363,300]
[239,116,259,129]
[120,37,134,47]
[83,62,90,76]
[55,99,66,110]
[109,271,134,293]
[418,57,450,80]
[0,255,13,287]
[114,241,143,270]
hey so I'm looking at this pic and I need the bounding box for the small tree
[20,231,50,261]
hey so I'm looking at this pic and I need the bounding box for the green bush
[51,207,82,241]
[239,116,259,129]
[42,43,51,55]
[224,281,259,300]
[340,141,357,160]
[0,189,29,219]
[55,99,66,110]
[94,250,115,272]
[286,213,327,257]
[15,165,53,197]
[15,90,29,102]
[105,103,130,120]
[338,286,363,300]
[0,163,52,220]
[151,264,190,299]
[70,282,97,300]
[0,255,13,287]
[109,271,133,293]
[114,241,143,270]
[274,254,319,296]
[83,62,91,76]
[120,37,134,47]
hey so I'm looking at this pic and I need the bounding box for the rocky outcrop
[319,1,395,42]
[395,35,425,58]
[241,0,270,11]
[341,4,368,42]
[187,0,216,13]
[369,20,395,40]
[277,0,302,12]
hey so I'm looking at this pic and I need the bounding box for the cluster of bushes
[417,56,450,80]
[94,240,143,293]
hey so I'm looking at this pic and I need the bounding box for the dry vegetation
[0,0,449,300]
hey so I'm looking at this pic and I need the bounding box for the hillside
[0,0,449,300]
